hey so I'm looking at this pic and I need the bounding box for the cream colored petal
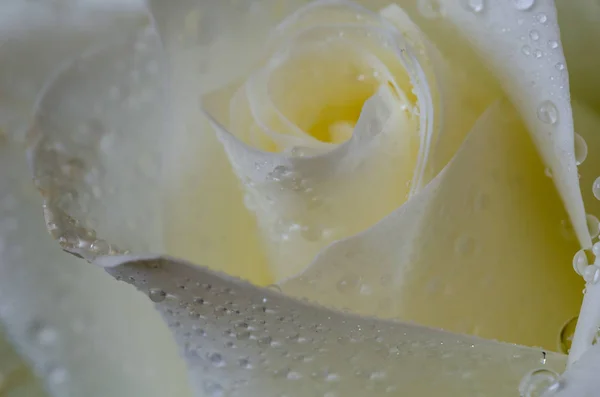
[201,1,432,282]
[0,143,190,397]
[96,253,567,397]
[437,0,590,248]
[282,100,583,350]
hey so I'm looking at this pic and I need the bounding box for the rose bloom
[3,0,600,395]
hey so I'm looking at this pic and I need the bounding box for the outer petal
[96,253,567,397]
[0,142,191,397]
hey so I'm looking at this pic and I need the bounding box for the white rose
[3,0,600,396]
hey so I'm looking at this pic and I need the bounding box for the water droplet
[584,265,600,284]
[536,13,548,23]
[463,0,484,13]
[548,40,559,49]
[90,239,110,255]
[593,177,600,200]
[522,45,532,56]
[560,316,578,354]
[574,133,588,165]
[287,371,303,380]
[417,0,442,19]
[534,49,543,59]
[519,369,561,396]
[336,274,359,293]
[587,214,600,238]
[555,62,565,72]
[513,0,535,11]
[573,249,589,275]
[537,101,559,124]
[208,352,225,367]
[148,288,166,302]
[544,168,553,178]
[529,30,540,41]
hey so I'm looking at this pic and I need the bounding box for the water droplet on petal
[519,368,561,397]
[555,62,565,71]
[536,13,548,23]
[584,265,600,284]
[587,214,600,239]
[529,30,540,41]
[548,40,559,49]
[592,177,600,200]
[522,45,532,56]
[514,0,535,11]
[573,249,589,275]
[559,316,578,354]
[537,101,559,124]
[544,168,553,178]
[534,49,543,59]
[574,133,588,165]
[149,288,166,302]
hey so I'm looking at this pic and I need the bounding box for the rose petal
[97,253,567,396]
[436,0,590,248]
[282,100,583,350]
[0,142,191,397]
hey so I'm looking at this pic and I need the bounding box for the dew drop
[521,45,531,56]
[573,249,589,275]
[555,62,565,72]
[544,168,553,178]
[417,0,442,19]
[593,177,600,200]
[584,265,600,284]
[519,369,561,397]
[529,30,540,41]
[536,13,548,23]
[559,316,578,354]
[534,49,543,59]
[513,0,535,11]
[90,239,110,254]
[148,288,166,303]
[574,133,588,165]
[207,352,225,367]
[587,214,600,239]
[593,242,600,257]
[463,0,484,13]
[548,40,559,49]
[537,100,559,124]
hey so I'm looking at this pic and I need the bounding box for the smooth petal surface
[97,253,566,397]
[0,142,191,397]
[282,100,583,350]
